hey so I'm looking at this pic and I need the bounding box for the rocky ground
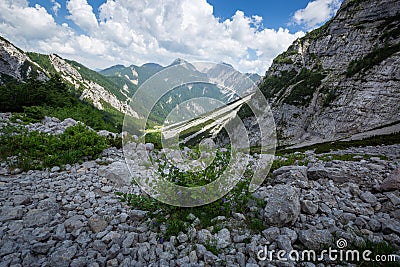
[0,116,400,267]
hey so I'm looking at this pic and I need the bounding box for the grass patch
[278,132,400,154]
[318,153,388,162]
[245,152,310,173]
[205,239,221,255]
[346,43,400,77]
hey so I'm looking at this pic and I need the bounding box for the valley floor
[0,118,400,266]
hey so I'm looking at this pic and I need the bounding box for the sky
[0,0,342,74]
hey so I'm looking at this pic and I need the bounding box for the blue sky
[207,0,312,31]
[0,0,342,74]
[31,0,314,33]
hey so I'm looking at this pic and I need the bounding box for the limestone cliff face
[258,0,400,146]
[48,55,139,118]
[0,38,47,82]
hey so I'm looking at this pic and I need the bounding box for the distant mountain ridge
[0,38,261,130]
[99,62,163,87]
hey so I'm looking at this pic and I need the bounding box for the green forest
[0,75,123,132]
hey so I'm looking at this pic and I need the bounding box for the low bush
[0,76,122,132]
[346,43,400,77]
[0,123,108,171]
[116,148,267,239]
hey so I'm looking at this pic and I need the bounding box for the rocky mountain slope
[0,37,47,83]
[257,0,400,146]
[0,37,139,118]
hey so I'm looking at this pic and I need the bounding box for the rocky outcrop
[0,38,47,83]
[256,0,400,146]
[49,54,139,118]
[379,168,400,191]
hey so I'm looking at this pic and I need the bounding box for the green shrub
[22,106,46,123]
[273,53,294,64]
[165,218,187,238]
[145,131,162,149]
[0,123,108,171]
[259,66,326,107]
[0,76,122,132]
[259,69,298,99]
[283,68,326,106]
[248,217,265,232]
[157,149,230,187]
[346,43,400,77]
[205,239,221,255]
[116,148,268,239]
[301,18,333,41]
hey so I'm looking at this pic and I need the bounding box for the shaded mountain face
[100,60,261,125]
[256,0,400,147]
[100,63,164,87]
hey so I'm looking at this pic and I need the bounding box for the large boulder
[379,168,400,191]
[272,165,308,187]
[298,229,333,250]
[307,165,348,183]
[263,184,300,227]
[97,161,132,186]
[216,228,231,249]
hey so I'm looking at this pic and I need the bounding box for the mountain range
[0,38,260,128]
[0,0,399,148]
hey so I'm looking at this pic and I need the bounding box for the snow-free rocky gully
[0,114,399,267]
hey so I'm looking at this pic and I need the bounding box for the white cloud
[51,0,61,15]
[66,0,98,33]
[0,0,311,74]
[93,0,305,73]
[0,1,59,40]
[292,0,342,29]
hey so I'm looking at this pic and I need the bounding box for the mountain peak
[170,58,189,66]
[219,62,233,69]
